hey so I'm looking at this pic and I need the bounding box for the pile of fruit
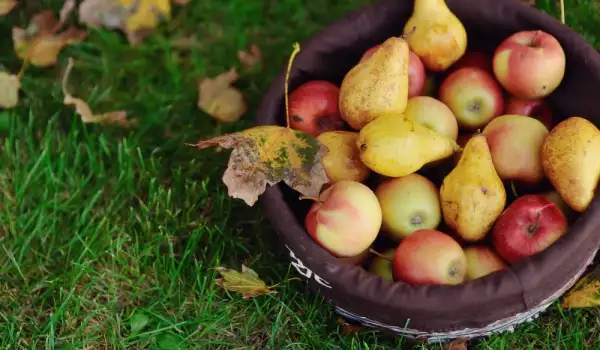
[288,0,600,286]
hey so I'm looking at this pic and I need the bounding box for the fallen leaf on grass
[0,0,17,15]
[61,58,137,128]
[214,265,277,299]
[79,0,171,45]
[12,9,87,67]
[337,318,363,335]
[189,125,329,206]
[0,72,21,109]
[237,44,262,69]
[198,67,247,123]
[443,338,468,350]
[561,265,600,308]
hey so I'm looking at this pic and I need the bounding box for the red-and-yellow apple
[317,131,371,184]
[375,174,441,242]
[439,67,504,130]
[392,229,467,285]
[464,246,507,281]
[404,96,459,141]
[360,44,426,98]
[505,96,554,130]
[451,50,493,73]
[543,190,576,222]
[368,248,396,281]
[493,30,566,100]
[288,80,345,137]
[482,114,549,185]
[305,180,382,257]
[492,194,568,263]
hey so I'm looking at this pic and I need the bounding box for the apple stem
[369,248,393,262]
[510,181,519,198]
[530,30,541,46]
[299,195,323,204]
[284,43,302,129]
[401,26,417,40]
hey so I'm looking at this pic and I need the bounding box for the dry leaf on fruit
[78,0,171,45]
[12,10,87,68]
[238,44,262,69]
[0,72,21,109]
[561,265,600,308]
[62,58,136,128]
[214,265,277,299]
[443,338,468,350]
[198,68,248,123]
[0,0,17,15]
[190,125,329,206]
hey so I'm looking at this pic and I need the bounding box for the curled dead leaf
[214,265,277,299]
[61,58,137,128]
[336,318,363,335]
[79,0,171,45]
[237,44,262,69]
[12,10,87,68]
[0,72,21,109]
[198,68,248,123]
[561,265,600,308]
[189,125,329,206]
[0,0,17,15]
[443,338,468,350]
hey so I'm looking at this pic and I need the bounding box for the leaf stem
[285,43,301,129]
[369,248,393,262]
[299,195,323,204]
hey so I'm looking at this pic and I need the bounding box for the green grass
[1,0,600,349]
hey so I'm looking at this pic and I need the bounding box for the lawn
[1,0,600,349]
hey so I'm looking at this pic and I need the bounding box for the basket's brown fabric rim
[255,0,600,332]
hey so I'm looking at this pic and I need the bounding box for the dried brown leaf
[443,338,468,350]
[561,265,600,308]
[198,67,247,123]
[214,265,277,299]
[336,318,363,335]
[59,0,77,26]
[61,58,137,128]
[190,125,329,206]
[237,44,262,68]
[79,0,171,45]
[12,10,87,68]
[0,0,17,15]
[0,72,21,109]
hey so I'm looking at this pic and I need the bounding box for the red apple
[493,30,566,100]
[505,96,554,130]
[452,50,493,73]
[305,180,382,257]
[392,229,467,285]
[464,246,507,281]
[360,44,426,98]
[439,67,504,130]
[288,80,345,137]
[492,194,568,264]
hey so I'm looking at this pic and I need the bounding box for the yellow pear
[440,133,506,241]
[339,36,409,130]
[541,117,600,212]
[403,0,468,72]
[316,131,371,183]
[357,113,460,177]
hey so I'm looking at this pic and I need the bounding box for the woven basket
[255,0,600,344]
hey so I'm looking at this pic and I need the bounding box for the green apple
[375,173,442,241]
[368,248,396,281]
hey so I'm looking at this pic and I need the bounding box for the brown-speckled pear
[541,117,600,212]
[440,133,506,241]
[357,113,460,177]
[403,0,467,72]
[338,37,409,130]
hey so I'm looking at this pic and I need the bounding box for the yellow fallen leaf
[237,44,262,69]
[189,125,329,206]
[214,265,277,299]
[12,10,87,67]
[0,72,21,109]
[561,265,600,308]
[0,0,17,15]
[61,57,137,128]
[79,0,171,45]
[198,68,248,123]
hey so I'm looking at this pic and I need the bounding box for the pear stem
[284,43,301,129]
[369,248,393,262]
[401,26,417,40]
[299,195,323,204]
